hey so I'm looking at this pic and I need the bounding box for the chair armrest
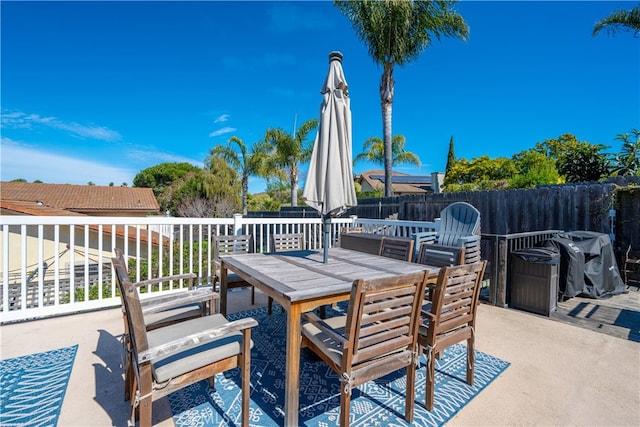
[303,312,349,348]
[412,231,437,245]
[138,316,258,363]
[456,234,481,246]
[140,289,218,315]
[136,273,197,290]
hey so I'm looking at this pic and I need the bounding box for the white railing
[0,214,438,323]
[354,217,440,237]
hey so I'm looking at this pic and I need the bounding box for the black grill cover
[540,231,626,299]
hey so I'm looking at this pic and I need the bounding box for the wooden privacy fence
[347,179,639,306]
[402,184,617,236]
[347,178,640,253]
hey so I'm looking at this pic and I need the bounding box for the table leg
[284,303,301,427]
[220,262,228,316]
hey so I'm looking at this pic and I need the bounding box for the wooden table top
[220,247,438,303]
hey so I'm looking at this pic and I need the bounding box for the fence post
[233,213,243,236]
[496,236,508,307]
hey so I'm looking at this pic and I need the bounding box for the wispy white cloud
[1,110,121,141]
[214,114,230,123]
[209,127,236,138]
[0,137,135,185]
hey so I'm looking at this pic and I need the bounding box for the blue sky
[2,1,638,193]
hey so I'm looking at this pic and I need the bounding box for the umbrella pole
[323,214,331,264]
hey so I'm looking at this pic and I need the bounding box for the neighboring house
[356,170,444,195]
[0,182,162,286]
[0,181,159,217]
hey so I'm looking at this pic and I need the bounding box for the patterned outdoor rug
[170,306,510,427]
[0,344,78,426]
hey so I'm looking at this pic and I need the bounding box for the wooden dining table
[219,246,440,427]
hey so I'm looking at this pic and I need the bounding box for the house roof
[356,169,435,194]
[0,182,159,215]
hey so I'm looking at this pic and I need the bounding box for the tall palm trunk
[241,176,248,216]
[290,162,298,207]
[381,63,395,197]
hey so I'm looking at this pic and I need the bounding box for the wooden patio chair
[113,248,218,401]
[301,270,429,426]
[267,233,305,313]
[112,257,257,427]
[412,202,481,264]
[418,261,487,411]
[113,248,216,329]
[379,236,414,262]
[213,234,256,305]
[270,232,305,251]
[416,242,466,268]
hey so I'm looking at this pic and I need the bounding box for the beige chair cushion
[301,315,347,368]
[148,314,252,382]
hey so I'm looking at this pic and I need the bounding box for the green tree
[133,162,199,197]
[533,133,581,160]
[557,143,610,183]
[158,158,240,216]
[247,192,281,212]
[610,129,640,177]
[207,136,269,215]
[535,134,610,183]
[262,118,318,207]
[593,4,640,36]
[510,150,560,188]
[445,135,455,176]
[353,134,420,168]
[335,0,468,196]
[444,156,516,191]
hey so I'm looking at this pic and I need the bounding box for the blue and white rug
[0,344,78,427]
[170,306,510,427]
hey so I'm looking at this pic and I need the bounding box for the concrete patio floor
[1,288,639,427]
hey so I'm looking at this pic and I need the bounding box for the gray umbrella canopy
[303,51,357,218]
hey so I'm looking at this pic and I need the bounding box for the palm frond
[593,5,640,36]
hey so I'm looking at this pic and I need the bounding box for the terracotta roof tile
[0,200,85,216]
[0,181,159,214]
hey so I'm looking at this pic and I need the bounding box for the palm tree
[610,129,640,176]
[207,136,268,215]
[334,0,468,196]
[593,4,640,36]
[263,118,318,206]
[354,135,420,168]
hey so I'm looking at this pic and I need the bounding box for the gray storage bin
[509,247,560,316]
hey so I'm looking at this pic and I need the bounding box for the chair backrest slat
[379,236,414,262]
[346,271,428,365]
[425,262,487,344]
[214,234,252,260]
[417,242,466,267]
[271,233,305,252]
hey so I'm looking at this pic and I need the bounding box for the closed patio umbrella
[303,51,357,263]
